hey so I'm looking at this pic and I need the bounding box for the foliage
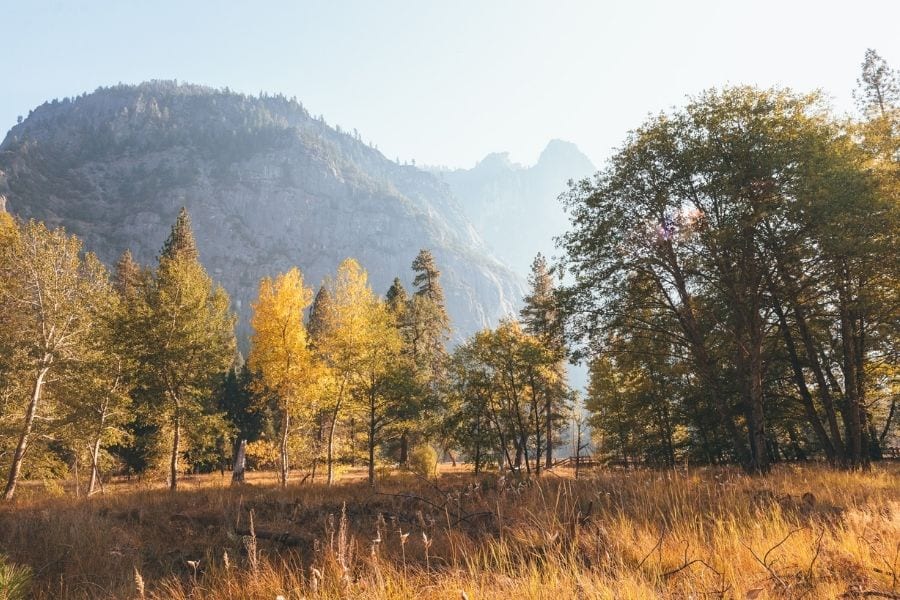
[407,443,437,479]
[0,554,31,600]
[122,209,236,489]
[560,81,899,471]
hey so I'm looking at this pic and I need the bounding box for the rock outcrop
[434,139,595,275]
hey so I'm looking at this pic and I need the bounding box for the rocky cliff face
[0,81,523,342]
[434,140,595,275]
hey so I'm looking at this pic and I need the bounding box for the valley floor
[0,464,897,599]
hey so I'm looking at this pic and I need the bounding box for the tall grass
[0,464,896,599]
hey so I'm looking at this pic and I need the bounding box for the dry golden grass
[0,464,897,599]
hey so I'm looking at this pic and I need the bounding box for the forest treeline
[560,50,899,472]
[0,51,897,497]
[0,205,569,498]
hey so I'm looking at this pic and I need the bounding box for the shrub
[408,444,437,479]
[0,555,31,600]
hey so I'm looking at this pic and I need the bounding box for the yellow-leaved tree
[316,258,402,486]
[249,267,319,487]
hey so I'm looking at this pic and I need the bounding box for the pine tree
[386,277,408,314]
[408,250,452,461]
[160,207,199,262]
[520,253,568,469]
[307,285,333,345]
[409,249,450,375]
[139,209,235,491]
[114,249,145,298]
[412,249,447,308]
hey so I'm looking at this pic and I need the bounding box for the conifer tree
[139,209,235,490]
[160,207,199,261]
[386,277,409,314]
[410,249,450,373]
[114,249,145,298]
[407,250,453,460]
[307,285,333,345]
[520,253,568,468]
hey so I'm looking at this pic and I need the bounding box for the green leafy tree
[0,220,113,499]
[137,208,235,490]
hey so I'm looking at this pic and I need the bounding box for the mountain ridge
[0,81,524,342]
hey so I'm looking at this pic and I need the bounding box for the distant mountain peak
[469,140,594,176]
[440,138,596,276]
[535,139,595,174]
[473,151,518,172]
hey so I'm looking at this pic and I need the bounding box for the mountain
[433,139,595,275]
[0,81,523,342]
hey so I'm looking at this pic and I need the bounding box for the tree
[218,364,268,469]
[138,209,235,490]
[384,277,419,465]
[447,342,496,474]
[249,268,318,487]
[448,321,561,475]
[410,250,451,373]
[160,207,199,261]
[560,86,897,472]
[386,277,409,314]
[114,249,146,298]
[520,253,568,468]
[307,285,333,346]
[315,258,403,486]
[0,220,113,499]
[58,279,130,495]
[406,250,452,461]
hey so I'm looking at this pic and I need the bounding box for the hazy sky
[3,1,899,169]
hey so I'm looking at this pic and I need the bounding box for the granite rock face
[0,81,523,343]
[434,139,595,275]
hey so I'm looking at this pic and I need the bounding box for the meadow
[0,464,897,599]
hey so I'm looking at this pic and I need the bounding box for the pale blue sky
[3,1,899,168]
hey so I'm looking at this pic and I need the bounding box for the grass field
[0,464,897,599]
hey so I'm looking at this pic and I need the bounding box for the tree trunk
[280,409,290,488]
[745,349,769,474]
[529,374,542,475]
[770,289,836,460]
[657,246,750,465]
[545,392,553,470]
[880,397,897,445]
[232,439,247,484]
[776,261,846,461]
[839,285,864,468]
[368,394,376,487]
[88,434,103,495]
[169,404,181,491]
[574,422,582,480]
[4,364,50,500]
[326,387,344,486]
[474,420,482,475]
[399,431,408,466]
